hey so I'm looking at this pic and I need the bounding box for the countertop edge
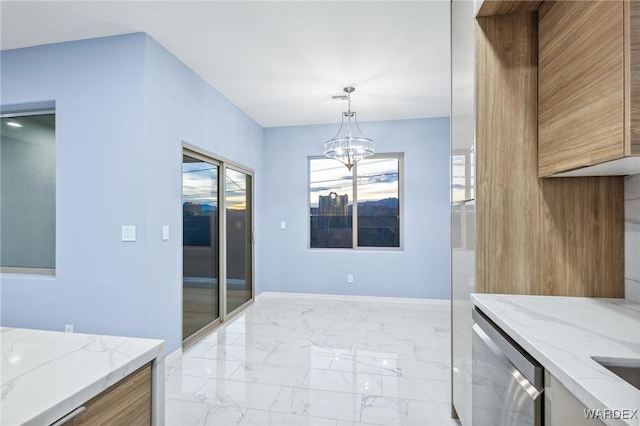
[31,342,164,426]
[1,328,165,426]
[471,294,640,426]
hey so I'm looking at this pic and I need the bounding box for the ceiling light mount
[324,86,375,171]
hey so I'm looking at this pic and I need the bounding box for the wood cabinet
[475,0,541,17]
[538,0,640,177]
[52,363,151,426]
[476,10,625,297]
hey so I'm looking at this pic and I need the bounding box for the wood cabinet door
[56,363,151,426]
[630,0,640,155]
[476,8,625,297]
[538,0,625,177]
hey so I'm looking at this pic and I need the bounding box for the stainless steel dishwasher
[472,308,544,426]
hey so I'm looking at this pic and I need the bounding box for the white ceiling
[0,1,451,128]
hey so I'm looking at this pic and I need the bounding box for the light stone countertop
[0,327,164,426]
[471,294,640,426]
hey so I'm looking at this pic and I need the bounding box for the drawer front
[53,363,151,426]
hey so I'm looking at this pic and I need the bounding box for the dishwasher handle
[472,323,544,400]
[473,308,544,389]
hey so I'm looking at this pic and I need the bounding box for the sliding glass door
[182,154,220,340]
[225,168,253,315]
[182,149,254,342]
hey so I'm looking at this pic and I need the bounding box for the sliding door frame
[182,143,255,347]
[223,165,254,320]
[181,148,222,347]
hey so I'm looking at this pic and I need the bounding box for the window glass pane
[1,114,55,269]
[182,156,219,339]
[225,168,252,314]
[465,202,475,250]
[309,158,353,248]
[452,154,466,203]
[356,157,399,247]
[469,150,475,200]
[452,204,462,249]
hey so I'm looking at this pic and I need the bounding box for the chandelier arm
[353,112,370,140]
[330,113,346,140]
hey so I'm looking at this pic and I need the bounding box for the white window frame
[1,109,56,275]
[308,153,404,251]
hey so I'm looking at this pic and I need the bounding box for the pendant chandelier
[324,86,375,170]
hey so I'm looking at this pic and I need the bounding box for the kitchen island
[0,327,164,425]
[472,294,640,426]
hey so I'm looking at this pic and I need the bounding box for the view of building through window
[309,155,401,249]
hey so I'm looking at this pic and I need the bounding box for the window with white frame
[1,112,56,273]
[309,154,402,249]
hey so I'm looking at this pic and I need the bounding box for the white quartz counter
[0,327,165,426]
[471,294,640,426]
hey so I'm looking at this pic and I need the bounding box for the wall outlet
[347,274,354,283]
[64,324,74,333]
[122,225,136,242]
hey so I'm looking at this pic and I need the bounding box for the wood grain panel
[64,363,151,426]
[630,0,640,155]
[535,177,624,297]
[476,12,540,295]
[476,0,542,17]
[476,11,624,297]
[538,0,625,177]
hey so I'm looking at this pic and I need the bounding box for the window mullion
[352,163,358,248]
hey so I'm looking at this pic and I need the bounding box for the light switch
[162,225,170,241]
[280,221,286,230]
[122,225,136,242]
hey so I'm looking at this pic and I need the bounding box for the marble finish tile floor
[165,294,461,426]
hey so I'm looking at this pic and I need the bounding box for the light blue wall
[139,36,263,351]
[259,118,450,299]
[1,32,450,355]
[1,34,149,340]
[0,34,263,353]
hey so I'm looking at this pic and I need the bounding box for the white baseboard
[256,291,450,305]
